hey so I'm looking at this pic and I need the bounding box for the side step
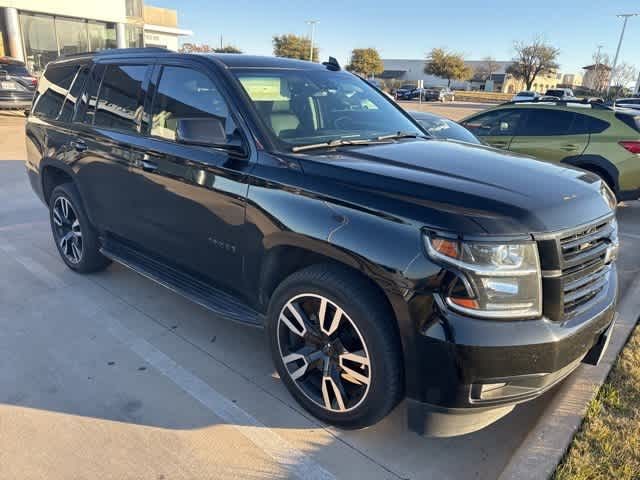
[100,239,264,327]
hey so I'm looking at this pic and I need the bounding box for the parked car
[409,111,482,144]
[395,83,418,99]
[26,49,618,437]
[511,90,540,102]
[0,57,36,111]
[422,86,455,102]
[543,88,576,101]
[461,100,640,200]
[613,97,640,110]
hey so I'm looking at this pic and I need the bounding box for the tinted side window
[32,64,78,119]
[59,65,89,122]
[519,109,575,136]
[75,63,105,124]
[570,113,609,135]
[463,109,523,136]
[94,64,148,132]
[150,66,237,142]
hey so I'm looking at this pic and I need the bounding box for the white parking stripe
[106,318,336,480]
[620,231,640,241]
[0,243,66,289]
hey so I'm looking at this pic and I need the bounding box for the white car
[511,91,540,102]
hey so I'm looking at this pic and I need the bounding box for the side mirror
[175,117,244,153]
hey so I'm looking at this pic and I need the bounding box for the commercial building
[0,0,191,74]
[380,58,562,94]
[143,5,192,51]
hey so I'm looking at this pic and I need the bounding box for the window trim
[56,63,88,122]
[145,60,249,157]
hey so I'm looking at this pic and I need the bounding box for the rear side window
[32,64,78,119]
[59,65,89,122]
[616,113,640,133]
[94,64,148,132]
[462,109,524,136]
[519,109,575,136]
[570,113,609,134]
[150,66,237,142]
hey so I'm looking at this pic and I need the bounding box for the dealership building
[0,0,192,74]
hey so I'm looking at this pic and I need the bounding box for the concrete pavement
[1,112,638,479]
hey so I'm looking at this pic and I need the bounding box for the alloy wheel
[52,196,83,264]
[277,293,371,413]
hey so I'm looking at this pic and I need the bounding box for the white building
[143,5,192,51]
[0,0,192,74]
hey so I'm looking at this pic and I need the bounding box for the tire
[267,264,403,429]
[49,183,111,273]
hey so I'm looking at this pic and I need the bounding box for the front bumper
[407,266,617,436]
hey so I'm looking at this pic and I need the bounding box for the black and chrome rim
[277,293,371,413]
[52,196,83,264]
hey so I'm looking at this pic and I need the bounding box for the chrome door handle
[70,140,87,152]
[141,159,158,172]
[561,144,578,151]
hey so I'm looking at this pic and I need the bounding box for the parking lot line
[620,231,640,241]
[105,315,337,480]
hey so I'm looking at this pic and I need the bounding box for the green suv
[461,101,640,200]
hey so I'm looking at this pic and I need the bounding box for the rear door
[72,60,153,234]
[507,108,589,162]
[461,108,524,149]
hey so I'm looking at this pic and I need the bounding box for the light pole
[305,20,319,62]
[608,13,639,92]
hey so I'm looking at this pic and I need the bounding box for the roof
[204,54,327,70]
[583,64,612,71]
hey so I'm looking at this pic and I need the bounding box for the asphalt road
[0,111,638,480]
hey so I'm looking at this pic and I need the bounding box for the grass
[554,323,640,480]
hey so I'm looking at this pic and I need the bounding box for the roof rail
[501,98,612,110]
[59,47,170,59]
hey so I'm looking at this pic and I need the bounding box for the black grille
[537,217,615,320]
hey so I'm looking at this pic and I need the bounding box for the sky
[150,0,640,79]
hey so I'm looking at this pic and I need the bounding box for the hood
[296,139,612,236]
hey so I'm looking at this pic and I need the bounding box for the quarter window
[150,66,237,143]
[94,64,148,132]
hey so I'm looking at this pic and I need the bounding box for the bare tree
[610,62,638,96]
[506,38,560,90]
[590,49,612,94]
[475,56,500,81]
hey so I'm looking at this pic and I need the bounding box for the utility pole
[305,20,319,62]
[608,13,639,92]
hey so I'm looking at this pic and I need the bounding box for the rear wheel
[267,264,403,429]
[49,183,111,273]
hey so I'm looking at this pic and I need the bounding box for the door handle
[490,141,508,148]
[141,159,158,172]
[561,144,579,151]
[70,140,87,152]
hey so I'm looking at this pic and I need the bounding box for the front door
[461,108,525,150]
[126,62,252,293]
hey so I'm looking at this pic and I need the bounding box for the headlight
[600,182,617,211]
[424,234,542,319]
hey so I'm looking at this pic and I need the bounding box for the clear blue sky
[151,0,640,78]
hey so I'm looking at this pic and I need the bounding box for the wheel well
[259,246,397,324]
[42,166,73,204]
[581,165,615,192]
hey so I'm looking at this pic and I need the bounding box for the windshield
[413,114,480,144]
[233,69,422,149]
[546,89,564,97]
[517,91,534,97]
[0,63,30,76]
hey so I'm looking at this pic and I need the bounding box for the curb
[498,276,640,480]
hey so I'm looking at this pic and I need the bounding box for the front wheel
[267,265,404,429]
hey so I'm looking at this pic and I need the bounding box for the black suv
[25,49,619,436]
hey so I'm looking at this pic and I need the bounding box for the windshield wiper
[291,138,392,153]
[376,131,429,141]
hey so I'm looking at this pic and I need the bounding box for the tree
[346,48,384,78]
[273,34,319,62]
[610,62,638,96]
[424,48,473,87]
[590,49,612,94]
[214,45,243,53]
[474,56,500,81]
[506,38,560,90]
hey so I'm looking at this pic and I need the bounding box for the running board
[100,239,263,327]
